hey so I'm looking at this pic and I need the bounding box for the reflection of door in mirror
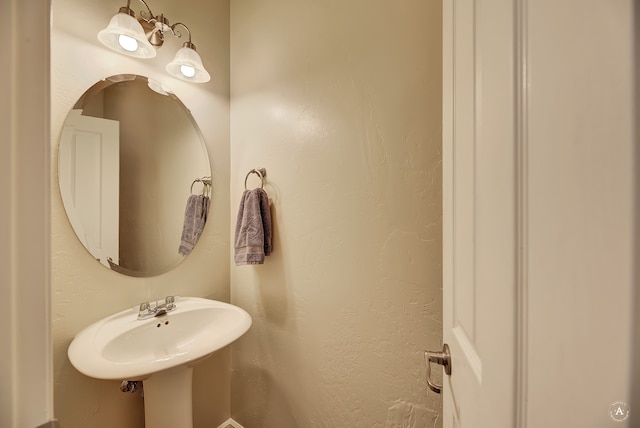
[59,110,119,269]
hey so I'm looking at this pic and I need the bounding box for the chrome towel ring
[244,168,267,190]
[190,176,212,195]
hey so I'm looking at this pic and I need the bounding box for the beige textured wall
[230,1,443,426]
[51,0,230,427]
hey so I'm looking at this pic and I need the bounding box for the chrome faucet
[137,296,177,320]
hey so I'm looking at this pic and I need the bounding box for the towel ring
[190,177,212,195]
[244,168,267,190]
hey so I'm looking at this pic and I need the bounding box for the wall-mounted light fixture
[97,0,211,83]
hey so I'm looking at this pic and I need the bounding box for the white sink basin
[68,297,252,380]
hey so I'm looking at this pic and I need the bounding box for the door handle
[424,344,451,394]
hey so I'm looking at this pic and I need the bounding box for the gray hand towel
[179,194,210,256]
[234,188,272,265]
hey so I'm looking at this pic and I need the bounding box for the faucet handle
[137,301,153,320]
[164,295,177,311]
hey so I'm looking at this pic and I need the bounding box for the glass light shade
[166,46,211,83]
[97,12,157,59]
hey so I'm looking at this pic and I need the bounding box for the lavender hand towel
[179,194,210,256]
[234,188,272,265]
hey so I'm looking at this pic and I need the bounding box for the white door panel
[442,0,516,426]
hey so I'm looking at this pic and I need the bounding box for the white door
[439,0,634,427]
[58,109,120,267]
[440,0,517,426]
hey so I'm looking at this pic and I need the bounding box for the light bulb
[180,65,196,78]
[118,34,138,52]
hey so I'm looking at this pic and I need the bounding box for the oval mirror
[58,74,211,277]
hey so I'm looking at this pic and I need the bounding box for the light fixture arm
[117,0,135,17]
[170,22,194,48]
[135,1,193,47]
[136,0,156,21]
[135,0,170,41]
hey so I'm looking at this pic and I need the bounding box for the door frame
[0,0,54,427]
[514,0,528,424]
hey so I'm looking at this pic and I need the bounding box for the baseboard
[216,418,245,428]
[35,420,59,428]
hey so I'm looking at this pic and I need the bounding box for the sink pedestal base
[143,365,193,428]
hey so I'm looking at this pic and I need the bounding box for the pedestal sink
[68,297,252,428]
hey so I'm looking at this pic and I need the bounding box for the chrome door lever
[424,344,451,394]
